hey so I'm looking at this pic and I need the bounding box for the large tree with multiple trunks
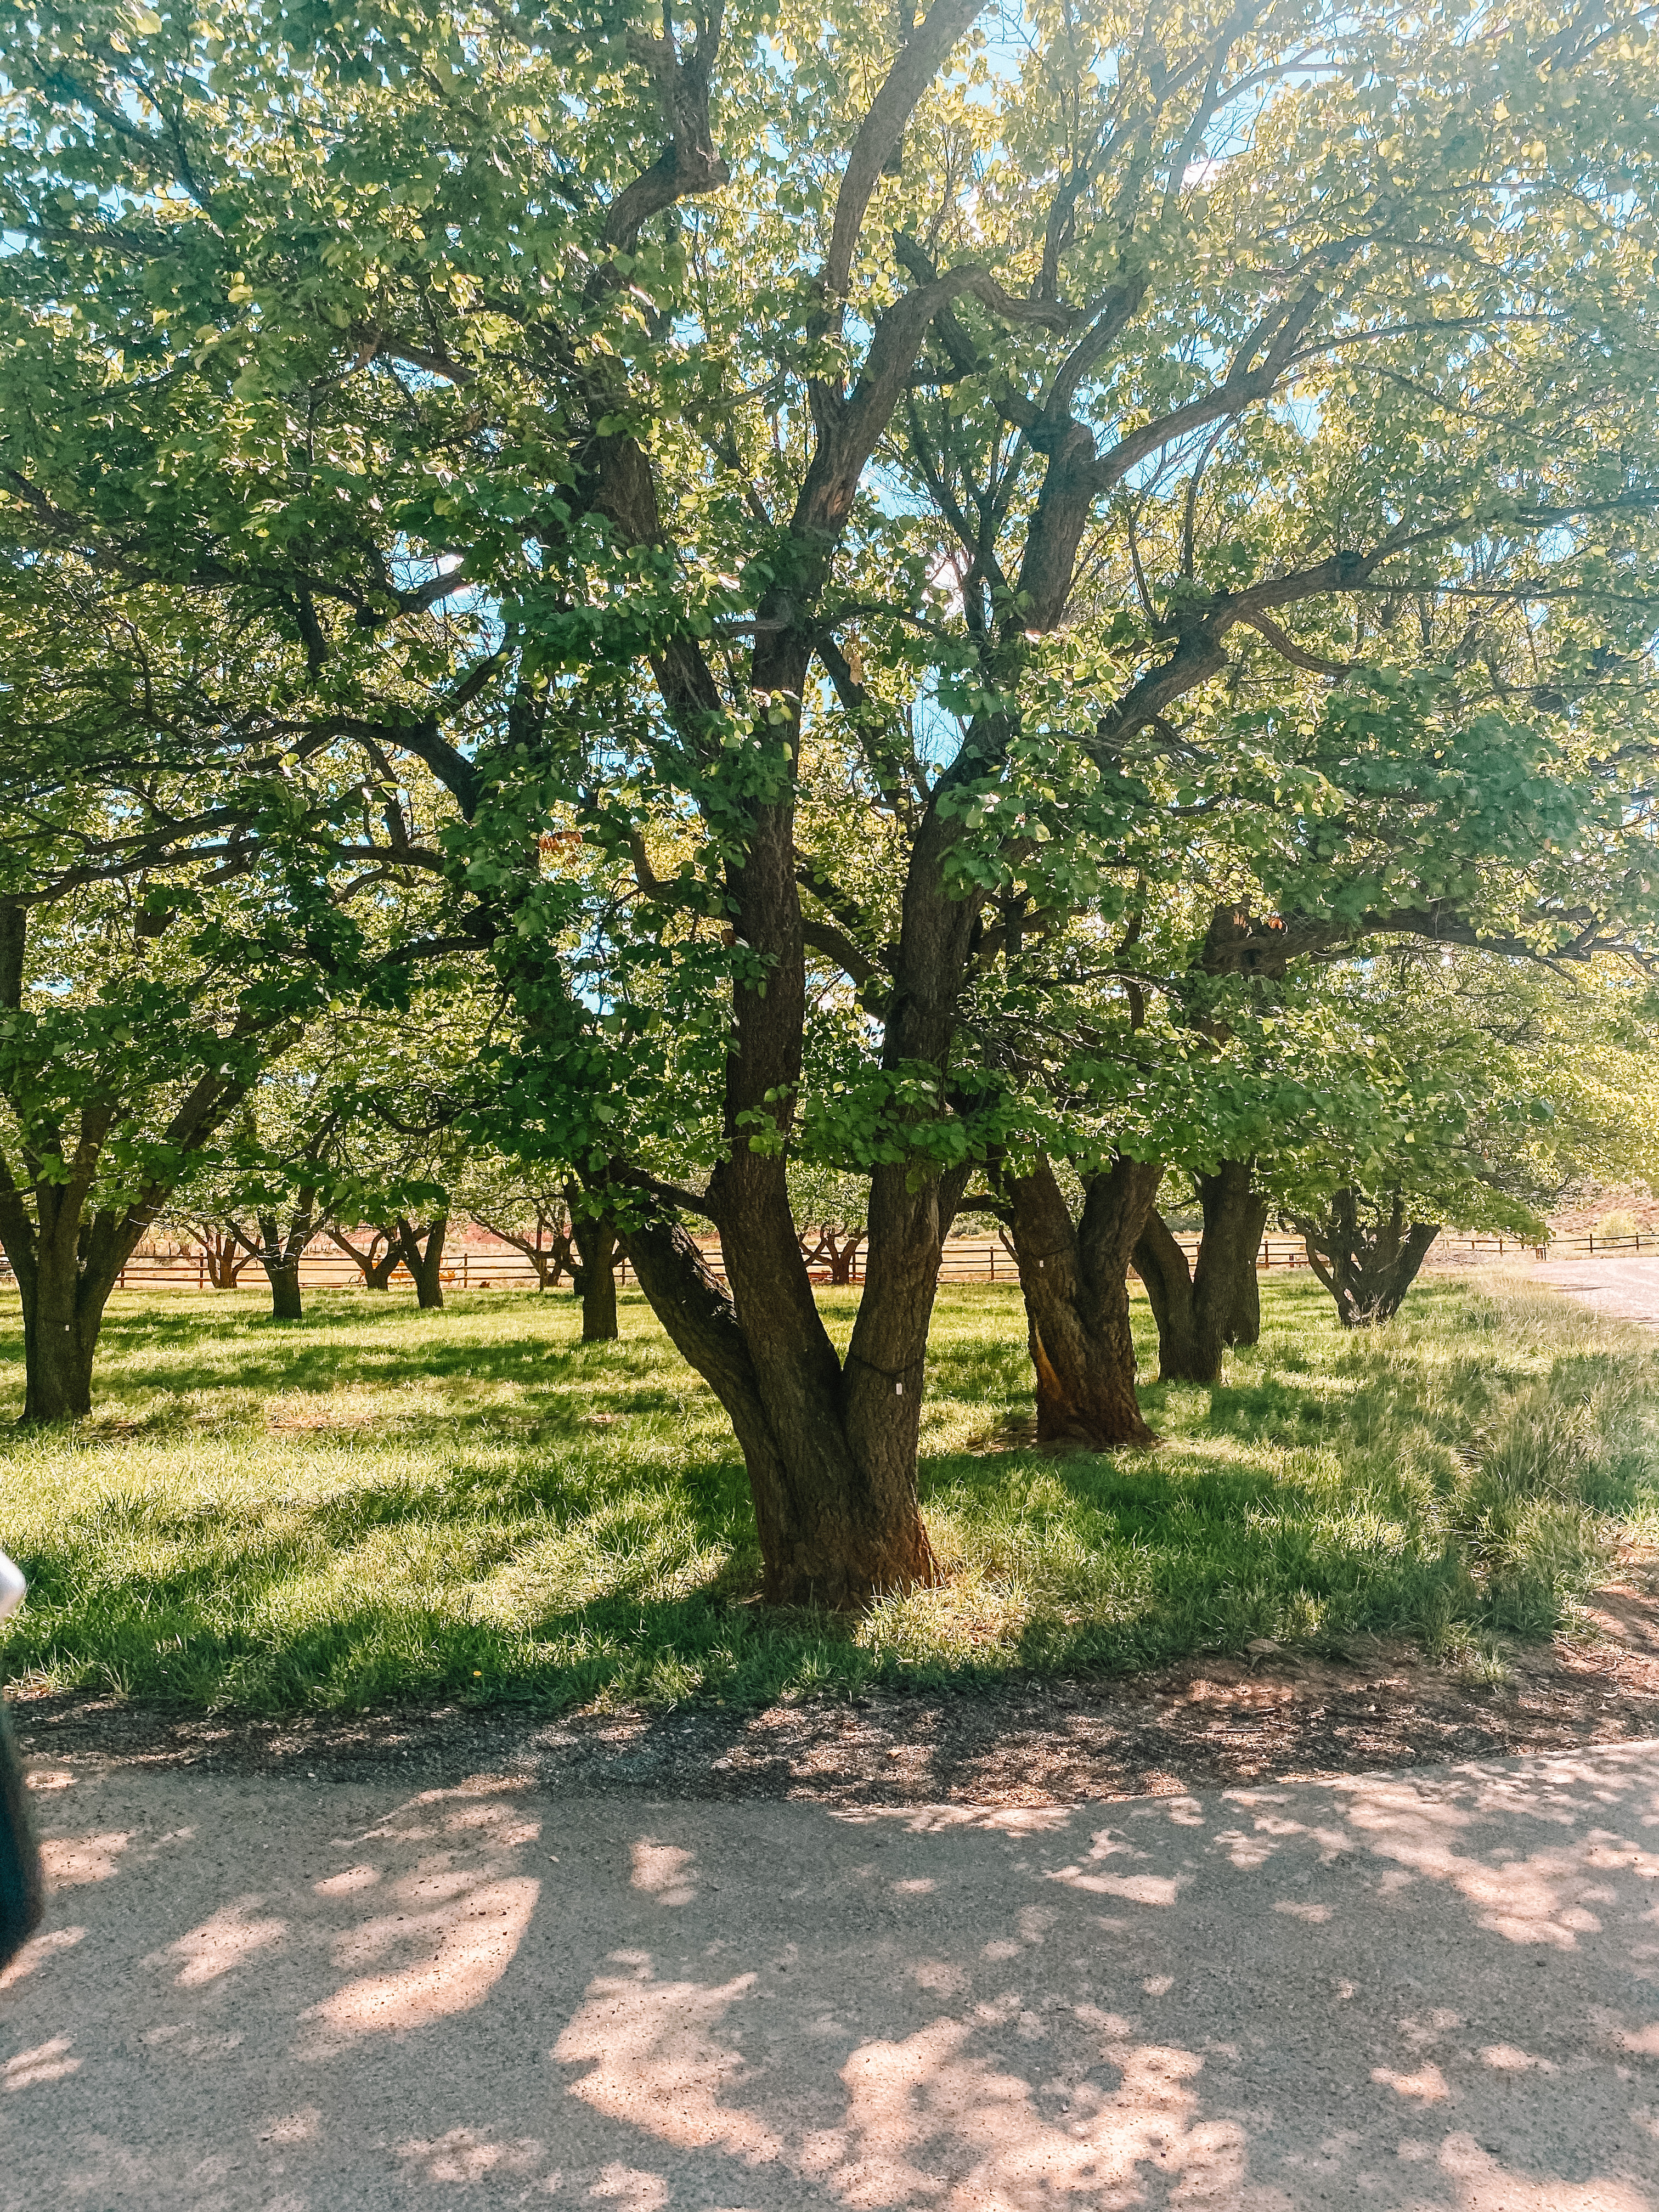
[3,0,1657,1582]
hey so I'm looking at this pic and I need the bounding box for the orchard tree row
[2,0,1657,1601]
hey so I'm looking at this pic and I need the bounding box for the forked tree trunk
[1290,1189,1440,1325]
[0,900,258,1423]
[6,1191,164,1423]
[800,1225,865,1285]
[1132,1160,1269,1383]
[325,1225,401,1290]
[465,1204,575,1290]
[396,1215,448,1310]
[569,1207,620,1341]
[620,1152,969,1607]
[1002,1154,1163,1449]
[191,1224,248,1289]
[258,1201,319,1321]
[610,706,980,1605]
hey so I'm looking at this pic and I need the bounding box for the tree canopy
[3,0,1657,1582]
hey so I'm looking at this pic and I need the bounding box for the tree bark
[569,1207,619,1341]
[396,1215,448,1309]
[1132,1160,1269,1383]
[620,1165,967,1607]
[3,1170,160,1423]
[257,1203,318,1321]
[325,1225,401,1290]
[13,1244,100,1422]
[1290,1190,1440,1325]
[1002,1153,1163,1448]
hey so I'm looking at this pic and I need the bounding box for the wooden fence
[41,1221,1640,1295]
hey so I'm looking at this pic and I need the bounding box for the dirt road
[4,1744,1658,2209]
[1532,1253,1659,1330]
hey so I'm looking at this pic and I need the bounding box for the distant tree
[461,1167,577,1292]
[787,1163,870,1286]
[1278,951,1659,1325]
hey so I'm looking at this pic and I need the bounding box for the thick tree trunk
[3,1197,148,1425]
[622,1165,963,1606]
[1003,1154,1163,1448]
[245,1201,318,1322]
[1291,1190,1440,1325]
[264,1260,303,1321]
[1195,1161,1269,1347]
[1132,1160,1269,1383]
[16,1259,99,1422]
[612,761,961,1607]
[569,1207,619,1341]
[396,1215,448,1310]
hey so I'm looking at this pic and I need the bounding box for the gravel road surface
[4,1743,1658,2209]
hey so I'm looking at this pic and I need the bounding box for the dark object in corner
[0,1697,43,1972]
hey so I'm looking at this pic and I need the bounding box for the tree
[0,566,473,1412]
[461,1164,578,1290]
[5,0,1657,1565]
[169,1065,353,1319]
[788,1162,869,1285]
[324,1222,404,1293]
[208,1130,331,1321]
[1277,947,1659,1324]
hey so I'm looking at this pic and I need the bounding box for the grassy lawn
[0,1272,1654,1717]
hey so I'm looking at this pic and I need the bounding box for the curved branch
[605,13,731,252]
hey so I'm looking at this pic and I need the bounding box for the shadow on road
[3,1744,1658,2207]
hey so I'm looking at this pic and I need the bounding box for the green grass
[0,1272,1654,1716]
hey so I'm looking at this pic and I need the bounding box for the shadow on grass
[2,1276,1654,1716]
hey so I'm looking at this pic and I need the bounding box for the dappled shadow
[5,1745,1658,2207]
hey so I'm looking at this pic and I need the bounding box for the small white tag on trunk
[895,1380,903,1394]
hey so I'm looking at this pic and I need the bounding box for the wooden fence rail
[2,1223,1633,1296]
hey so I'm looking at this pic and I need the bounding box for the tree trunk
[606,745,967,1606]
[396,1215,448,1310]
[3,1195,148,1425]
[325,1226,401,1290]
[801,1226,865,1285]
[193,1225,246,1289]
[1002,1153,1163,1448]
[621,1162,966,1607]
[265,1259,303,1321]
[1194,1161,1269,1348]
[254,1213,304,1321]
[569,1207,619,1341]
[244,1200,319,1322]
[465,1206,574,1290]
[1291,1190,1440,1325]
[16,1257,99,1422]
[1132,1160,1269,1383]
[0,898,260,1421]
